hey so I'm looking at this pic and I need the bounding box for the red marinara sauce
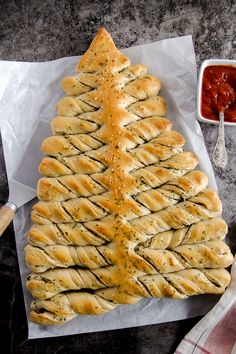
[201,65,236,122]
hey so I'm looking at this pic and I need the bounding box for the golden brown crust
[26,28,233,325]
[138,218,228,250]
[28,267,230,323]
[77,27,130,73]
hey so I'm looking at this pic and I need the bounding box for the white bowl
[197,59,236,126]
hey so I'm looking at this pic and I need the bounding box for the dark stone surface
[0,0,235,353]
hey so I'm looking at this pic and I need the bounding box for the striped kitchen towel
[175,254,236,354]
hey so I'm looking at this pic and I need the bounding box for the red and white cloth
[175,255,236,354]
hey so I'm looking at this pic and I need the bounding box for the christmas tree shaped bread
[25,28,233,325]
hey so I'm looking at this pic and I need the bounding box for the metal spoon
[213,111,228,169]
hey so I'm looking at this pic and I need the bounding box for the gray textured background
[0,0,235,353]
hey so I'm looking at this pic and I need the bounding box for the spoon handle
[213,111,228,169]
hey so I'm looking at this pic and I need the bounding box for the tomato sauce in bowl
[201,65,236,122]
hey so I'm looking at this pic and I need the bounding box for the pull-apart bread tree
[25,28,233,325]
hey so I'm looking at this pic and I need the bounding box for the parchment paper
[0,36,219,339]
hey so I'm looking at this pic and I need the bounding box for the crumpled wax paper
[0,35,219,339]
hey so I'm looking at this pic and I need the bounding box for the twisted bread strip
[60,76,93,96]
[40,88,171,181]
[26,266,115,300]
[90,117,173,151]
[136,241,233,274]
[88,171,208,221]
[31,193,149,224]
[28,216,114,247]
[27,265,153,301]
[139,268,231,299]
[29,267,230,324]
[38,133,190,200]
[132,151,198,191]
[132,189,222,235]
[37,121,177,202]
[25,236,232,277]
[61,63,147,97]
[62,68,119,96]
[129,130,185,166]
[53,110,102,125]
[60,65,150,97]
[118,64,148,84]
[124,76,161,100]
[61,79,148,112]
[88,151,198,195]
[31,196,108,224]
[38,129,186,179]
[134,171,208,212]
[38,173,106,201]
[96,269,233,303]
[56,96,99,117]
[138,218,228,250]
[41,134,103,157]
[128,96,166,117]
[27,239,233,299]
[39,154,106,177]
[58,71,163,122]
[28,217,228,249]
[34,171,208,224]
[25,244,111,273]
[27,238,155,275]
[69,73,99,89]
[30,292,118,325]
[29,185,218,249]
[26,217,230,298]
[61,64,147,96]
[126,116,172,141]
[51,116,99,135]
[84,130,185,170]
